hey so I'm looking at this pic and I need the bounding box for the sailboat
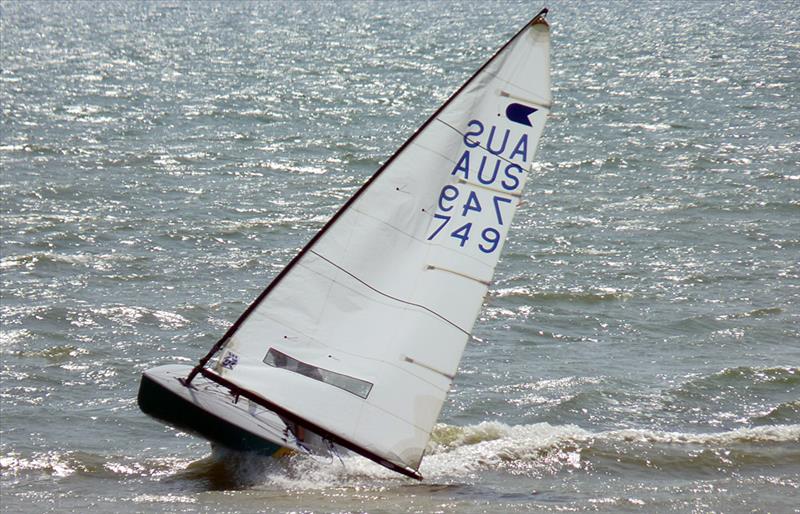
[138,8,551,480]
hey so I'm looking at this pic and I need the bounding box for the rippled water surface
[2,1,799,512]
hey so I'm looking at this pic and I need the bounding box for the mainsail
[187,9,551,479]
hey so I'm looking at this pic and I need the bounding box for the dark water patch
[584,436,800,477]
[659,367,800,427]
[676,367,800,391]
[542,389,659,428]
[513,323,595,344]
[636,314,725,338]
[752,401,800,426]
[15,345,90,363]
[163,447,289,491]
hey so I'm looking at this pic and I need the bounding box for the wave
[0,304,190,333]
[0,143,65,155]
[417,422,800,482]
[426,420,800,455]
[265,422,800,488]
[715,307,783,320]
[0,251,137,271]
[674,366,800,397]
[251,160,328,175]
[0,450,191,480]
[8,344,89,362]
[3,422,798,490]
[752,400,800,425]
[490,286,631,303]
[599,424,800,446]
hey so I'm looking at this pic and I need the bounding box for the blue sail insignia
[505,102,538,127]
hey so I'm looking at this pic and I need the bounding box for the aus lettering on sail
[454,114,534,193]
[426,101,541,256]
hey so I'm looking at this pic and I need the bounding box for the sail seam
[309,250,471,337]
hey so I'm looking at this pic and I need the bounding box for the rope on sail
[308,250,473,337]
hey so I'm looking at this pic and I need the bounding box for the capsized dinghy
[139,7,552,480]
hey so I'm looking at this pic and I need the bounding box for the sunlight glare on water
[1,1,798,512]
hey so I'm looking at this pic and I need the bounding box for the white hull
[139,364,323,456]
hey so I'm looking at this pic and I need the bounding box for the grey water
[1,1,798,512]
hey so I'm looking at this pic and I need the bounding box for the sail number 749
[427,185,513,254]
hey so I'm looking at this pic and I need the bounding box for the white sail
[204,11,551,477]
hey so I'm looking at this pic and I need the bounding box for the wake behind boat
[139,8,552,481]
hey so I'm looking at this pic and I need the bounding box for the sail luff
[185,9,550,385]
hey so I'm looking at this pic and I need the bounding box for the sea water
[1,1,798,512]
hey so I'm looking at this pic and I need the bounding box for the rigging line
[308,250,471,337]
[435,118,529,170]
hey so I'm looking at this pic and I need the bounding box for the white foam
[254,421,800,488]
[605,424,800,445]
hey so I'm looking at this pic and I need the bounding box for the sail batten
[189,9,552,477]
